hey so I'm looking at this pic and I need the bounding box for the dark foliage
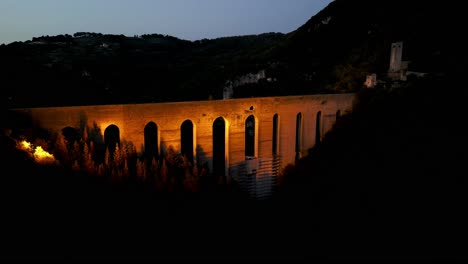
[0,32,285,108]
[2,76,466,261]
[0,131,280,261]
[278,73,468,260]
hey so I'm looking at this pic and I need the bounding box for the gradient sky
[0,0,333,44]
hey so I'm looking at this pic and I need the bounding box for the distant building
[389,42,403,72]
[388,41,409,81]
[364,73,377,88]
[222,69,267,99]
[387,41,427,83]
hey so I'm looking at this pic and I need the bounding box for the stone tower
[389,41,403,73]
[388,41,409,81]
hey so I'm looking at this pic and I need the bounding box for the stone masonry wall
[11,94,356,179]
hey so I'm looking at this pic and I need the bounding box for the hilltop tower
[388,41,409,81]
[389,42,403,73]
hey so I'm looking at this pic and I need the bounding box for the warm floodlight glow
[34,146,56,164]
[18,140,56,164]
[19,140,32,152]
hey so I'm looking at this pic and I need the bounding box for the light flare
[17,140,56,165]
[19,140,33,152]
[34,146,56,164]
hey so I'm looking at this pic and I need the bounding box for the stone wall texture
[12,94,356,179]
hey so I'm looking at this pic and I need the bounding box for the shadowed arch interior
[62,126,79,150]
[316,111,322,145]
[245,115,255,158]
[213,117,226,177]
[144,121,159,160]
[272,114,279,156]
[181,120,194,164]
[295,112,302,160]
[104,124,120,154]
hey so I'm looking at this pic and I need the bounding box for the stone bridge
[10,93,356,184]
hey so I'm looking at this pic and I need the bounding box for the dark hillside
[269,0,465,92]
[0,33,285,108]
[277,73,467,260]
[1,1,465,108]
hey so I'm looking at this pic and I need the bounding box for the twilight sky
[0,0,333,44]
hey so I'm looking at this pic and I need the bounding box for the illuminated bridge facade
[12,94,355,186]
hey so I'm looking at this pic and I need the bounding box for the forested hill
[1,0,464,108]
[0,32,285,107]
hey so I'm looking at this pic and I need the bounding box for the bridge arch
[245,115,258,158]
[180,119,195,164]
[213,116,229,180]
[104,124,120,155]
[144,121,159,161]
[295,112,303,161]
[316,111,322,145]
[272,114,280,156]
[62,126,80,149]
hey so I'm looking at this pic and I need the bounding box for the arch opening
[181,120,194,164]
[295,113,302,161]
[62,126,80,150]
[316,111,322,145]
[213,117,226,178]
[104,124,120,156]
[272,114,279,156]
[245,115,256,158]
[144,122,159,160]
[144,122,159,161]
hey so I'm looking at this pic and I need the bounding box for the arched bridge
[11,93,356,192]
